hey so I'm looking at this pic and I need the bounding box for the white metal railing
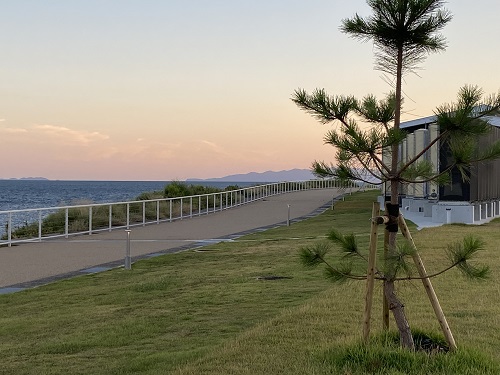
[0,179,376,247]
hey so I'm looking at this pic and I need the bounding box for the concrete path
[0,188,350,292]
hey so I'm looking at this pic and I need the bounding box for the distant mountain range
[1,170,317,182]
[187,168,316,183]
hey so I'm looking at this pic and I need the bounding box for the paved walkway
[0,188,351,293]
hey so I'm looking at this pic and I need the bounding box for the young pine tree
[293,0,500,349]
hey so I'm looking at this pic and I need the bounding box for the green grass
[0,190,499,374]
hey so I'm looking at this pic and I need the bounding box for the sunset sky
[1,0,499,181]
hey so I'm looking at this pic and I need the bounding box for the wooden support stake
[363,202,380,343]
[398,214,457,351]
[382,228,390,330]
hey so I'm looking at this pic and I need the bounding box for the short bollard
[125,230,131,270]
[287,204,291,226]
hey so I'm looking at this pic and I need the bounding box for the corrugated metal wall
[470,126,500,201]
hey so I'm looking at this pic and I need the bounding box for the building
[379,113,500,225]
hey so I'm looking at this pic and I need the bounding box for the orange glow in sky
[1,1,499,180]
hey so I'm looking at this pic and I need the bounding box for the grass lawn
[0,190,499,374]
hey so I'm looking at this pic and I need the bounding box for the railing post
[65,208,69,238]
[157,200,160,224]
[180,198,183,220]
[89,206,93,235]
[199,196,202,216]
[109,205,113,231]
[190,197,193,218]
[142,201,146,226]
[8,212,12,247]
[126,203,130,229]
[169,199,172,222]
[38,211,42,241]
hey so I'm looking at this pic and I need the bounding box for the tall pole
[125,230,131,270]
[287,204,291,226]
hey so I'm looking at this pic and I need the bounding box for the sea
[0,180,257,212]
[0,179,256,236]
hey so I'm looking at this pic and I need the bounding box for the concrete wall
[383,195,500,225]
[432,203,475,224]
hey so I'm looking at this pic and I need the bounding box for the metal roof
[400,115,437,129]
[484,116,500,127]
[400,114,500,129]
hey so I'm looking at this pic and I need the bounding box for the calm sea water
[0,180,254,212]
[0,180,254,236]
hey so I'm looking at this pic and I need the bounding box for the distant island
[1,177,49,180]
[187,168,316,183]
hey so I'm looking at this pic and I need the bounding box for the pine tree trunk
[385,46,415,350]
[384,280,415,350]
